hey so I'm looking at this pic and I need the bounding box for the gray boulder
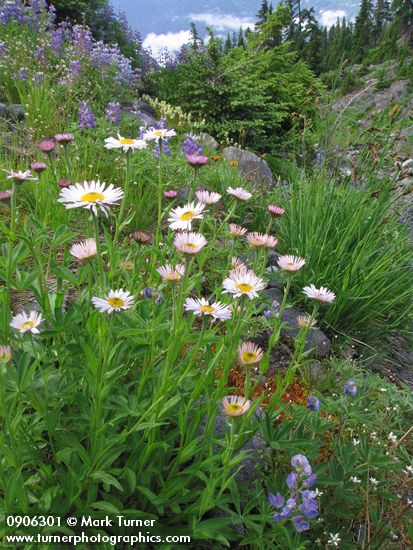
[264,287,332,358]
[135,111,157,128]
[134,99,157,118]
[0,103,24,121]
[200,132,219,151]
[222,146,273,188]
[198,405,268,488]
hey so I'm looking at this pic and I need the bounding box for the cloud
[319,9,347,27]
[188,12,255,32]
[143,30,192,57]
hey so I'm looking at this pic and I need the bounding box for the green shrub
[147,8,321,153]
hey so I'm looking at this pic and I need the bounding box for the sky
[110,0,359,57]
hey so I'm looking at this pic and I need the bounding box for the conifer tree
[224,34,232,53]
[238,28,246,48]
[353,0,374,61]
[256,0,270,29]
[189,23,202,51]
[391,0,413,43]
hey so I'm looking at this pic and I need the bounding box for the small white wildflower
[349,476,361,484]
[388,432,398,445]
[328,533,341,546]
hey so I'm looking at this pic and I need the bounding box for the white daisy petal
[70,238,97,260]
[303,284,335,303]
[10,311,43,333]
[222,267,266,299]
[184,297,232,321]
[173,232,207,254]
[58,180,124,217]
[227,186,252,201]
[104,135,147,153]
[92,289,134,314]
[168,202,206,231]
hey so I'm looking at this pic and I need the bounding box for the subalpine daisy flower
[92,289,134,314]
[130,230,151,243]
[10,311,43,334]
[238,342,264,365]
[142,127,176,142]
[196,190,221,204]
[157,263,185,283]
[38,139,55,153]
[277,255,306,273]
[227,186,252,201]
[186,154,209,167]
[297,315,317,329]
[247,232,278,248]
[173,231,207,254]
[184,297,232,320]
[54,133,73,144]
[70,238,97,260]
[223,266,266,300]
[0,345,11,363]
[229,223,247,237]
[58,180,124,216]
[168,201,206,231]
[3,169,36,183]
[31,162,47,174]
[164,190,177,199]
[303,284,335,303]
[0,189,12,201]
[222,395,251,417]
[267,204,285,216]
[58,179,72,188]
[104,134,147,152]
[231,257,245,270]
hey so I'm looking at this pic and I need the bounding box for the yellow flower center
[81,192,104,203]
[154,130,163,137]
[119,139,135,145]
[200,305,215,313]
[184,242,197,250]
[243,351,257,363]
[107,297,125,308]
[0,352,10,362]
[21,321,35,330]
[226,403,243,415]
[180,211,195,221]
[236,283,253,293]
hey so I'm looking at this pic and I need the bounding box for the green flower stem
[92,213,105,290]
[269,302,319,412]
[63,145,72,180]
[199,202,236,270]
[89,316,114,469]
[155,142,164,248]
[47,152,58,186]
[188,166,199,202]
[6,182,17,285]
[113,150,131,247]
[5,182,17,337]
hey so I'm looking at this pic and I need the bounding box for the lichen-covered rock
[222,146,273,188]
